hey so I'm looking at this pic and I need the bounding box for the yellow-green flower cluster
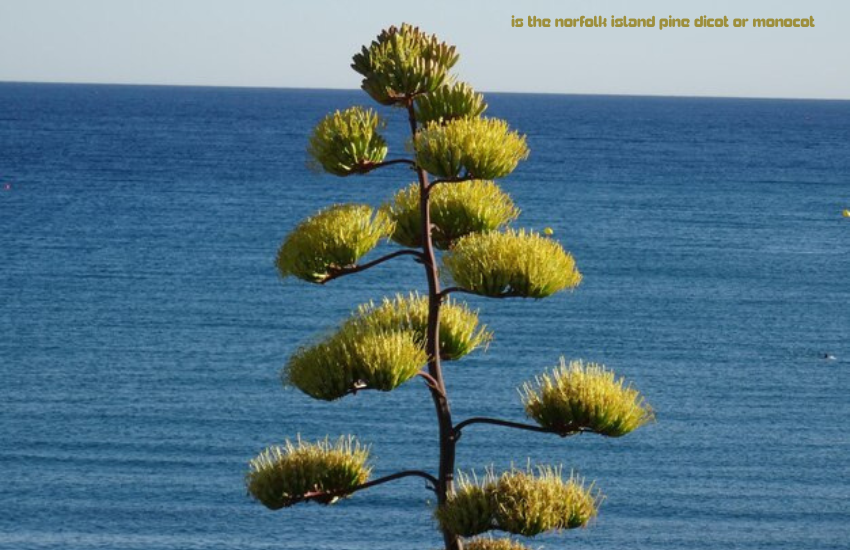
[435,472,494,537]
[522,359,655,437]
[415,82,487,125]
[284,292,491,400]
[414,118,529,180]
[283,326,427,401]
[382,180,518,249]
[436,467,600,537]
[275,204,394,283]
[307,107,388,176]
[493,467,599,536]
[353,293,491,361]
[352,23,459,106]
[246,436,370,510]
[442,229,582,298]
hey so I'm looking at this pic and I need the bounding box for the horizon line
[2,79,849,103]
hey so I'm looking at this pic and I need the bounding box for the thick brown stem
[407,101,461,550]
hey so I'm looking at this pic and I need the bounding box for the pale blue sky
[1,0,848,99]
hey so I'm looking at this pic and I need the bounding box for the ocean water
[1,83,849,550]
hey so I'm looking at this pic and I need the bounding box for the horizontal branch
[356,158,416,175]
[438,287,470,299]
[429,173,474,188]
[453,417,588,439]
[371,158,416,169]
[438,287,526,300]
[293,469,438,505]
[320,249,424,284]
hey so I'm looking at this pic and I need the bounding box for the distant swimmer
[821,352,836,361]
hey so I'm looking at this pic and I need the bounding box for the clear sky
[1,0,848,99]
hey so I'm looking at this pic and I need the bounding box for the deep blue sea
[1,83,849,550]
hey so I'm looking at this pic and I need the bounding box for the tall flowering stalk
[246,24,655,550]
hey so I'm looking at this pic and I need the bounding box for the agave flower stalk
[247,23,654,550]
